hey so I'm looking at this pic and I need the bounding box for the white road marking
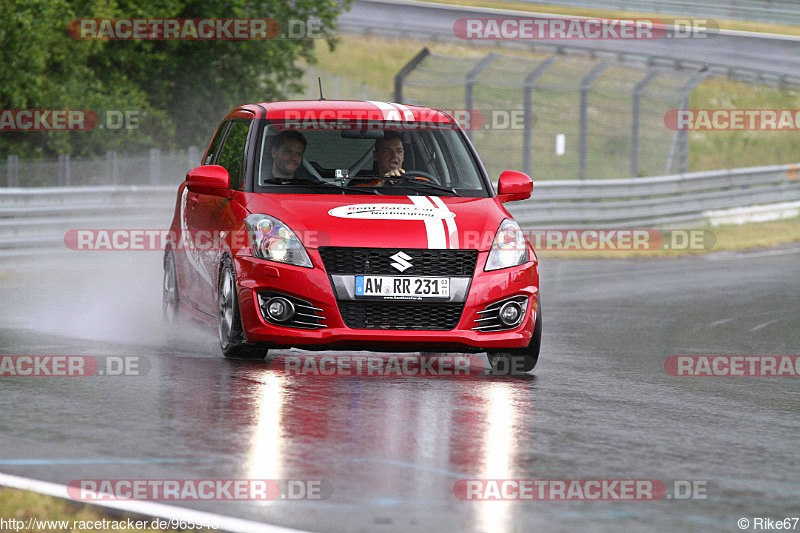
[0,472,310,533]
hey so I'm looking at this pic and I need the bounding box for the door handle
[189,196,199,206]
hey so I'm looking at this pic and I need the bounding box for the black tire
[217,257,267,359]
[487,306,541,375]
[163,252,180,325]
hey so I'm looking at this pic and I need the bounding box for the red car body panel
[168,100,539,354]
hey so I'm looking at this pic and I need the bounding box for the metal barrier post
[464,52,499,142]
[394,47,430,104]
[631,70,661,177]
[188,146,199,170]
[58,154,70,186]
[149,148,161,185]
[666,70,708,174]
[523,57,556,177]
[7,155,19,187]
[579,60,611,180]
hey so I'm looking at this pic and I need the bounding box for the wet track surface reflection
[0,248,799,532]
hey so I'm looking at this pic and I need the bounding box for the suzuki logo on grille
[390,251,413,272]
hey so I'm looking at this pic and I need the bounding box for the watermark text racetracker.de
[63,228,716,252]
[0,355,149,377]
[665,109,800,131]
[67,479,333,501]
[453,479,719,500]
[665,356,800,377]
[67,18,325,40]
[0,109,141,131]
[274,354,484,377]
[453,17,718,40]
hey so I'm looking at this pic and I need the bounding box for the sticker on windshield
[328,204,456,220]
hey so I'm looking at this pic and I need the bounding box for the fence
[394,46,800,182]
[395,48,705,181]
[2,163,796,258]
[3,147,200,188]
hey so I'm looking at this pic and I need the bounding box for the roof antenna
[318,77,325,100]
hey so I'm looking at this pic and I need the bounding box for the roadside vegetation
[0,0,350,158]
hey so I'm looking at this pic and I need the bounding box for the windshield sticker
[328,203,456,220]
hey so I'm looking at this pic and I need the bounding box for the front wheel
[217,257,266,360]
[487,307,541,375]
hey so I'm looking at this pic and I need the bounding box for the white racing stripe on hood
[429,196,459,249]
[389,102,415,121]
[409,196,446,249]
[367,101,404,122]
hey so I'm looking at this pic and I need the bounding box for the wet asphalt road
[0,247,798,532]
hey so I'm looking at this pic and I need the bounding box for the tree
[0,0,349,157]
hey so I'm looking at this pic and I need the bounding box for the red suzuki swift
[163,100,541,373]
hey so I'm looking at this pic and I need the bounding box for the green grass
[689,79,800,170]
[0,487,213,533]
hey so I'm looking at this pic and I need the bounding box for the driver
[353,131,432,187]
[374,131,405,178]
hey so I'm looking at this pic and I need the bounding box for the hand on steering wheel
[387,170,439,185]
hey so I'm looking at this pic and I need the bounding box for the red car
[163,100,541,373]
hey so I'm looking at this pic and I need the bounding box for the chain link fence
[2,147,200,188]
[397,49,699,180]
[396,48,710,180]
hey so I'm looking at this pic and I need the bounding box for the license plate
[355,275,450,299]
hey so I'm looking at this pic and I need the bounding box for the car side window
[204,122,229,165]
[216,120,251,190]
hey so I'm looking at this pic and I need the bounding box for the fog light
[498,301,523,326]
[266,297,295,322]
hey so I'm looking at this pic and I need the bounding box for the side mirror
[185,165,230,194]
[497,170,533,203]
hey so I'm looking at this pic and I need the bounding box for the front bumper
[234,249,539,351]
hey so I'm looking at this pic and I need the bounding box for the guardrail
[0,164,797,259]
[0,186,176,258]
[507,163,800,227]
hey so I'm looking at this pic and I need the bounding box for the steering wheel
[395,170,439,185]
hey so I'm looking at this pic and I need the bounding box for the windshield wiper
[261,177,382,195]
[359,175,461,197]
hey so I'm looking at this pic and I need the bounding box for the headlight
[244,214,312,268]
[485,219,528,271]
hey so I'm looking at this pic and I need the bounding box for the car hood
[244,194,510,251]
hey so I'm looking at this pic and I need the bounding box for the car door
[177,121,229,314]
[191,118,252,315]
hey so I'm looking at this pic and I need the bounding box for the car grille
[318,247,478,276]
[337,301,464,330]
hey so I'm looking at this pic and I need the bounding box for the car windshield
[253,121,489,197]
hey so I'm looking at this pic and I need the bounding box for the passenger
[265,131,310,183]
